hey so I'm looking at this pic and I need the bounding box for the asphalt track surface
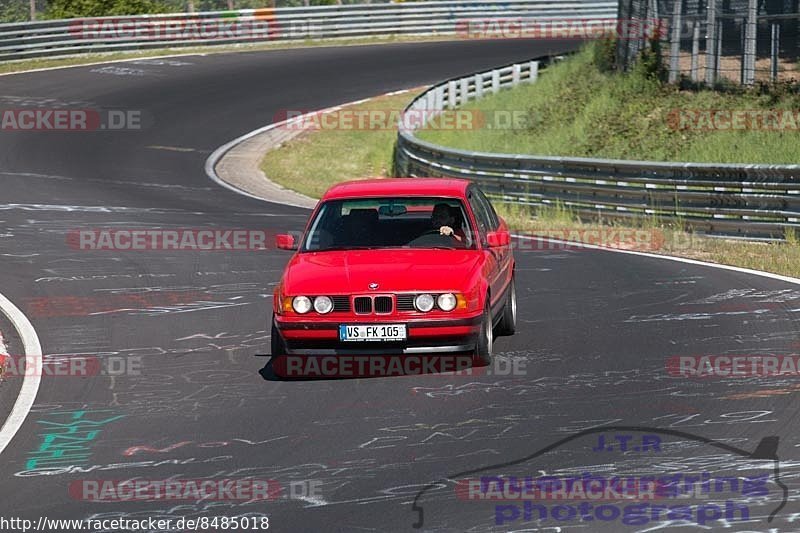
[1,39,800,532]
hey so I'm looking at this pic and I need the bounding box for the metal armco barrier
[394,57,800,238]
[0,0,616,61]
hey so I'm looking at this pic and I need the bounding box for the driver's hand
[439,225,454,236]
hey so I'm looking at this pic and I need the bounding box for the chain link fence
[619,0,799,84]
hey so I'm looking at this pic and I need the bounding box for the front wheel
[473,298,493,367]
[496,277,517,337]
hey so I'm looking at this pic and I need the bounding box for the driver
[431,203,463,243]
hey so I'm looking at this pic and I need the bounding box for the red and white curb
[0,328,7,378]
[205,88,416,209]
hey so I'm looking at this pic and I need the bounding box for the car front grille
[331,296,351,312]
[396,294,416,311]
[353,296,372,314]
[374,296,393,314]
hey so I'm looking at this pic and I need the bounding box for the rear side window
[468,190,493,243]
[473,187,500,230]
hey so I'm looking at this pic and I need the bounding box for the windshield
[301,197,476,251]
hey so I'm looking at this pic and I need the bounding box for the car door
[474,187,513,292]
[467,187,503,312]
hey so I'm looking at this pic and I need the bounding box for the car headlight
[414,293,435,312]
[292,296,312,314]
[314,295,333,314]
[437,293,457,311]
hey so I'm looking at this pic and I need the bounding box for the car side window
[468,190,492,243]
[474,188,500,230]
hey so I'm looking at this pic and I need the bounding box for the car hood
[282,249,482,294]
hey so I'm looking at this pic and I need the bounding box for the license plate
[339,324,406,342]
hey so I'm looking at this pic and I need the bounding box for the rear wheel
[496,276,517,337]
[473,298,493,367]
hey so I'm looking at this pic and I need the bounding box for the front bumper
[274,315,482,355]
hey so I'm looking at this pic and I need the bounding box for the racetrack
[1,39,800,531]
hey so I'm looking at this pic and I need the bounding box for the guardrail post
[512,63,521,86]
[447,80,457,109]
[475,73,484,98]
[459,78,469,104]
[528,61,539,83]
[491,70,500,93]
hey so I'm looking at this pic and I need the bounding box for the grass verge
[259,62,800,279]
[260,89,415,199]
[416,44,800,164]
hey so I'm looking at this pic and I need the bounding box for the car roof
[321,178,471,201]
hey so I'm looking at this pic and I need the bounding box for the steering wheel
[408,229,462,248]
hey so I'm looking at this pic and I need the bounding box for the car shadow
[257,353,482,382]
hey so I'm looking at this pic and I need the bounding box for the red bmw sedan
[271,178,516,366]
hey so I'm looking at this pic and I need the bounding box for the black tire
[472,297,493,367]
[271,317,286,357]
[496,276,517,337]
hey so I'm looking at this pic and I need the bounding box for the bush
[591,33,617,73]
[45,0,179,18]
[634,35,667,82]
[1,0,29,22]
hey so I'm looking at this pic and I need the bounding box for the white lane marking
[0,291,42,457]
[295,495,329,507]
[147,145,198,152]
[514,234,800,287]
[204,90,414,209]
[0,53,206,78]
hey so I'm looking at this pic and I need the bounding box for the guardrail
[394,57,800,238]
[0,0,616,61]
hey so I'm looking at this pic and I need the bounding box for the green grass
[260,90,416,199]
[417,45,800,164]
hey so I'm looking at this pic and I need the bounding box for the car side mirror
[276,234,297,250]
[486,230,510,248]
